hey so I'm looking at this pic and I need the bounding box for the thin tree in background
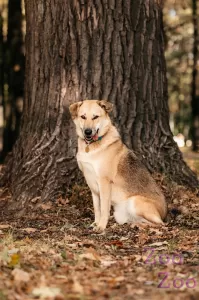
[191,0,199,151]
[1,0,198,212]
[0,10,4,153]
[1,0,24,160]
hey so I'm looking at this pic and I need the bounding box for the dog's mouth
[84,129,99,142]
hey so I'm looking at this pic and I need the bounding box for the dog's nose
[84,128,92,136]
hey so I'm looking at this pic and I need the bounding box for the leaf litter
[0,175,199,299]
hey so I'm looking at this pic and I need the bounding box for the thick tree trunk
[191,0,199,152]
[2,0,198,210]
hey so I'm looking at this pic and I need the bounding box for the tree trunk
[191,0,199,152]
[0,11,4,154]
[2,0,198,210]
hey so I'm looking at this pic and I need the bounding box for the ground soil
[0,153,198,300]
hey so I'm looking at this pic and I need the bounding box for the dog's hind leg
[127,196,164,225]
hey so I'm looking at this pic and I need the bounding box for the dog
[69,100,167,232]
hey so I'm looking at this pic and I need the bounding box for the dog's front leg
[89,192,101,228]
[93,179,111,233]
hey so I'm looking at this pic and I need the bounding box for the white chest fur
[77,152,99,195]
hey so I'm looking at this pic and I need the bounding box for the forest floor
[0,151,199,300]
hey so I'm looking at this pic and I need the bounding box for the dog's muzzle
[84,128,93,141]
[84,128,99,142]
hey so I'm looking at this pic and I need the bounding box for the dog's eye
[92,115,99,120]
[81,115,86,120]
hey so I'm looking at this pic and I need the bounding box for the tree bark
[191,0,199,152]
[2,0,198,210]
[0,11,4,153]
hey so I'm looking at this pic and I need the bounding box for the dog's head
[69,100,113,141]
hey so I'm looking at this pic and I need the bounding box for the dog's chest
[77,153,99,194]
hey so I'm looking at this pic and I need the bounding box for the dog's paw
[88,222,97,229]
[93,225,106,234]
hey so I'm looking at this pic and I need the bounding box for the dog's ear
[69,101,83,119]
[97,100,113,113]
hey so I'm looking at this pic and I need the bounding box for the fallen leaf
[79,247,100,261]
[9,253,20,267]
[38,202,52,210]
[32,287,62,299]
[101,259,117,267]
[8,248,19,255]
[137,275,147,282]
[72,277,84,294]
[153,246,168,251]
[145,281,155,285]
[56,197,69,205]
[0,224,11,229]
[79,252,98,261]
[106,240,123,248]
[12,268,30,283]
[135,289,145,295]
[134,255,142,262]
[126,286,144,296]
[114,276,125,282]
[148,241,168,247]
[120,237,129,241]
[22,228,37,233]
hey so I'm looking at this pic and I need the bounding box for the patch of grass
[167,239,179,252]
[0,291,6,300]
[0,232,15,248]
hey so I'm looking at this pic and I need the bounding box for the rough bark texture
[191,0,199,152]
[2,0,198,209]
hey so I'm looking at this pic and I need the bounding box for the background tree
[0,3,5,154]
[191,0,199,151]
[1,0,198,211]
[1,0,24,160]
[163,0,194,140]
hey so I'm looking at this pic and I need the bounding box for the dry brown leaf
[38,202,52,210]
[56,197,69,205]
[22,228,37,233]
[137,275,147,282]
[114,276,125,282]
[32,287,62,299]
[79,252,98,261]
[134,254,142,262]
[0,224,11,229]
[126,287,145,296]
[72,277,84,294]
[101,259,117,267]
[148,241,168,247]
[12,268,30,283]
[79,247,101,261]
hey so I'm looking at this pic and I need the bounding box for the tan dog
[69,100,167,232]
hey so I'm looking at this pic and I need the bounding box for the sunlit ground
[182,148,199,177]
